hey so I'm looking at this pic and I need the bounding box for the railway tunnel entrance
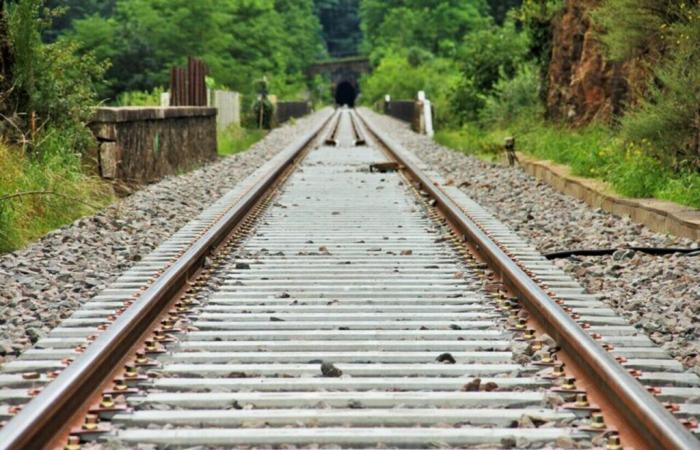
[334,81,357,107]
[308,57,370,108]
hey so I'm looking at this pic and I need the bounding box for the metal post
[505,137,517,166]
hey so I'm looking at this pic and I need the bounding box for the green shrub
[593,1,700,171]
[656,172,700,208]
[591,0,683,61]
[457,19,530,94]
[116,87,165,106]
[0,0,113,252]
[360,51,462,127]
[450,18,531,122]
[7,0,106,156]
[479,63,542,126]
[619,9,700,170]
[609,144,669,197]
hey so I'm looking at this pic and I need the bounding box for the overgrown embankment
[360,0,700,209]
[0,0,114,252]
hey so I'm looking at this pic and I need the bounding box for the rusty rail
[355,109,699,450]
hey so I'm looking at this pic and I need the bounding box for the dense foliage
[5,0,106,155]
[64,0,326,100]
[314,0,362,57]
[359,0,699,206]
[359,0,537,127]
[594,0,700,171]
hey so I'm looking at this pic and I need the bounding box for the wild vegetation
[0,0,113,252]
[359,0,700,207]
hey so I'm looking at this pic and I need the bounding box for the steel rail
[355,109,699,450]
[0,109,338,450]
[348,109,367,146]
[324,108,342,146]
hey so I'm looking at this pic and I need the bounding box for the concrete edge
[92,107,217,123]
[516,153,700,242]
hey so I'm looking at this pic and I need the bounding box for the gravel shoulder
[0,109,331,363]
[363,108,700,371]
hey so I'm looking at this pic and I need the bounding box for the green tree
[360,0,491,58]
[487,0,522,24]
[42,0,116,41]
[450,18,530,121]
[66,0,325,100]
[4,0,105,156]
[592,0,688,61]
[611,3,700,169]
[361,51,461,125]
[314,0,362,57]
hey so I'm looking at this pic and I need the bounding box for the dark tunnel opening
[335,81,357,107]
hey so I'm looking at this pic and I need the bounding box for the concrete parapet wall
[275,101,312,125]
[518,153,700,242]
[91,107,217,183]
[384,100,417,125]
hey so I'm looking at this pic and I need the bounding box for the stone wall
[90,107,217,183]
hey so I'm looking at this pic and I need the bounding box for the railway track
[0,108,698,449]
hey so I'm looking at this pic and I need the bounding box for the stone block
[99,142,121,179]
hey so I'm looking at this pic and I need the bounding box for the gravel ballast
[0,109,330,363]
[362,108,699,371]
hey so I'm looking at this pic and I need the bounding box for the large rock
[546,0,640,125]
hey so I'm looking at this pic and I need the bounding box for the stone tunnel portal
[335,81,357,107]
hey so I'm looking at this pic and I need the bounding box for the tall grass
[436,119,700,209]
[218,125,266,157]
[0,143,113,253]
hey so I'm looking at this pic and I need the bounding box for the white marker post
[417,91,434,137]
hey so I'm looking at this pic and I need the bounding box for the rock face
[546,0,631,125]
